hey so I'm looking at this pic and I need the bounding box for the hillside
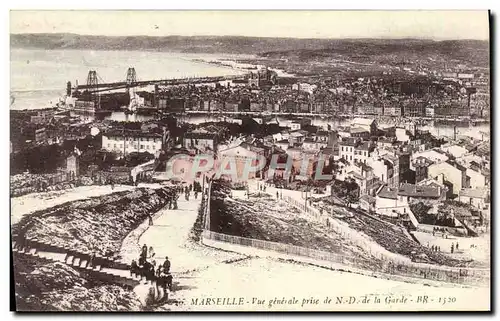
[10,33,489,65]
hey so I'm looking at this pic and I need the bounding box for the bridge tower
[86,70,100,109]
[126,67,137,93]
[126,67,138,111]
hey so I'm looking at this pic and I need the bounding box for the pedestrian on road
[163,256,171,274]
[148,213,153,226]
[456,243,459,250]
[141,244,148,260]
[451,243,454,254]
[276,191,279,199]
[148,246,155,259]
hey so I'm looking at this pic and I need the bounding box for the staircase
[11,237,148,289]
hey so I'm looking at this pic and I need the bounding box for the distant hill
[10,33,489,65]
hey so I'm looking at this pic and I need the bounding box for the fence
[283,195,395,263]
[201,182,489,286]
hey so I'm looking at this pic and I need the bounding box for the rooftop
[348,171,365,181]
[290,131,305,137]
[459,188,488,199]
[398,183,440,199]
[377,186,398,200]
[104,129,162,138]
[352,118,375,126]
[184,132,218,140]
[360,194,376,204]
[340,137,359,147]
[446,160,467,172]
[350,127,369,134]
[356,141,372,151]
[413,156,434,166]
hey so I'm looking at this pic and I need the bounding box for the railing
[202,182,489,286]
[203,229,488,286]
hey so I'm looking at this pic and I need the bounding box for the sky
[10,10,490,40]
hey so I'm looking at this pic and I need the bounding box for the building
[354,141,373,163]
[350,127,371,139]
[339,138,359,162]
[395,150,411,184]
[442,144,468,159]
[367,156,398,187]
[275,139,290,151]
[458,188,489,211]
[285,122,302,131]
[397,183,443,203]
[339,138,374,164]
[102,129,163,155]
[241,142,269,158]
[375,186,407,217]
[384,105,402,117]
[466,168,486,189]
[377,137,396,149]
[413,156,434,183]
[34,127,47,144]
[403,102,425,117]
[218,145,263,181]
[347,161,379,196]
[350,118,377,135]
[183,132,219,154]
[302,138,328,151]
[428,161,467,196]
[359,194,376,213]
[382,154,400,187]
[411,149,449,164]
[417,178,449,199]
[395,127,411,143]
[289,131,305,145]
[30,110,55,124]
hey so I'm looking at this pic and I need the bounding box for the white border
[2,1,498,320]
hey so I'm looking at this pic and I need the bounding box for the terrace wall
[201,182,489,286]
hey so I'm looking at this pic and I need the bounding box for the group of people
[432,226,448,238]
[428,244,441,252]
[451,242,459,254]
[166,188,180,210]
[130,244,172,292]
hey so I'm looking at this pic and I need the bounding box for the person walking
[140,244,148,264]
[148,213,153,226]
[148,246,155,259]
[451,243,454,254]
[163,256,171,274]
